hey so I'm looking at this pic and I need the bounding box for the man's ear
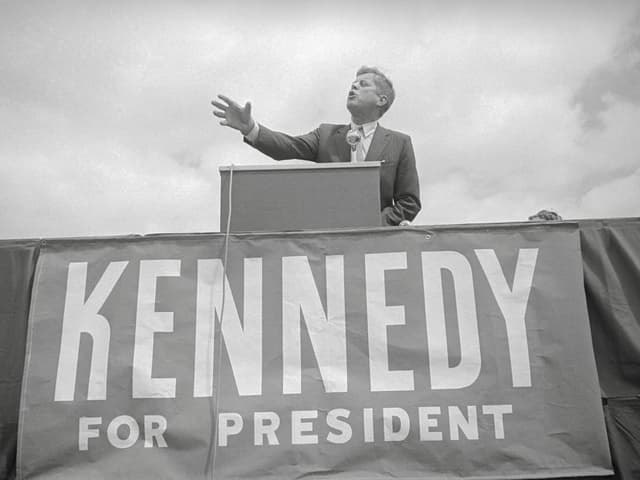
[377,95,388,108]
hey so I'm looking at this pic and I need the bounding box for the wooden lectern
[219,162,382,232]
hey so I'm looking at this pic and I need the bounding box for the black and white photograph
[2,1,640,479]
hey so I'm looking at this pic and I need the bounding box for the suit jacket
[246,123,421,225]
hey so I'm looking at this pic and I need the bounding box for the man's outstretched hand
[211,95,255,136]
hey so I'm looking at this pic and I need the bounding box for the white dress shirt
[349,121,378,163]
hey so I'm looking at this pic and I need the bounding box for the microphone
[346,128,362,152]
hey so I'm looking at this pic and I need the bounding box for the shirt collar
[350,120,378,138]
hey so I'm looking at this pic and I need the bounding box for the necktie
[355,126,366,162]
[347,126,366,162]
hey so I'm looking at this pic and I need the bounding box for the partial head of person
[347,66,395,123]
[528,209,563,221]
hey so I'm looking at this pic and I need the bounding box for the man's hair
[528,209,563,221]
[357,66,395,114]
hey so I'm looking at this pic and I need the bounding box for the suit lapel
[365,125,391,163]
[332,124,351,162]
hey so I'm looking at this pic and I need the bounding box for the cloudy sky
[1,0,639,239]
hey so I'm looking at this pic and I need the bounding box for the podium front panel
[220,162,381,232]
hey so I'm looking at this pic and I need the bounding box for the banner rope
[205,164,234,479]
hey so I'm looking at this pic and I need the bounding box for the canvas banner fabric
[18,225,611,479]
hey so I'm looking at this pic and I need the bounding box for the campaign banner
[18,226,612,479]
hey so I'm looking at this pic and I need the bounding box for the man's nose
[351,82,359,90]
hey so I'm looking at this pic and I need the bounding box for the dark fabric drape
[580,219,640,398]
[0,240,39,480]
[605,398,640,480]
[580,218,640,480]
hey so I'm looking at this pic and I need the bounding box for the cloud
[1,1,639,238]
[0,101,218,238]
[572,12,640,130]
[579,166,640,218]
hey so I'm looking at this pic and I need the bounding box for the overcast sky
[1,0,639,239]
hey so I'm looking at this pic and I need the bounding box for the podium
[219,162,381,232]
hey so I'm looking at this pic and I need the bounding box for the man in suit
[212,66,421,226]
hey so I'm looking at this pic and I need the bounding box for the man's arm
[212,94,319,161]
[246,124,320,161]
[382,136,421,226]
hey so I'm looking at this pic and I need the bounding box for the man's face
[346,73,384,116]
